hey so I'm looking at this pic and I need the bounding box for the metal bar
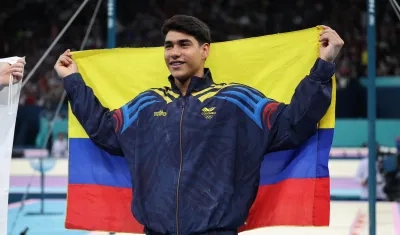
[21,0,92,89]
[107,0,116,48]
[367,0,377,234]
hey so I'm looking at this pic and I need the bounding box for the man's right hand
[54,49,78,78]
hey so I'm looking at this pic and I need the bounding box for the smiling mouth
[169,61,185,68]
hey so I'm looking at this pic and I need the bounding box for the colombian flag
[65,26,335,233]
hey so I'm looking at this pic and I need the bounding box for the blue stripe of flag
[69,128,333,187]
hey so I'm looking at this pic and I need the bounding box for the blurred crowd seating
[1,0,399,150]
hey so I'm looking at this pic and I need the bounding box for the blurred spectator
[355,156,387,200]
[51,132,68,158]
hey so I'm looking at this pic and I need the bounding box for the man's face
[164,31,209,81]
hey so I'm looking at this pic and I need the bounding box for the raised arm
[265,58,334,152]
[264,26,343,153]
[55,50,123,156]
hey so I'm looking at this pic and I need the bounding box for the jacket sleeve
[264,58,335,153]
[64,73,123,156]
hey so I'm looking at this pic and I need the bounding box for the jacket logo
[154,110,167,117]
[201,107,216,119]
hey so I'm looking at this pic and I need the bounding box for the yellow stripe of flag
[69,26,335,139]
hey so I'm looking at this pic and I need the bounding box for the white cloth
[355,158,387,200]
[0,56,24,235]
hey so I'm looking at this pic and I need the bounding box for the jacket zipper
[176,97,186,235]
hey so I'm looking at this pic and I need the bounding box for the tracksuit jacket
[64,57,335,235]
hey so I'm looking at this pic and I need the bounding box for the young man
[55,15,343,235]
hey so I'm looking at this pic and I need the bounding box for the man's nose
[170,48,181,59]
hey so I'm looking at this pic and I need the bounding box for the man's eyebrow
[164,39,193,45]
[178,39,192,44]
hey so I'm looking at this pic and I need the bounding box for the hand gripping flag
[66,26,335,233]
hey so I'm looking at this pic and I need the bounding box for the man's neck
[174,78,191,96]
[174,69,205,96]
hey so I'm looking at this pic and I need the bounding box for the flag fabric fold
[66,26,335,233]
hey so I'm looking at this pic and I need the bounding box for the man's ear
[201,43,210,60]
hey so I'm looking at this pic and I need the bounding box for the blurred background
[2,0,400,234]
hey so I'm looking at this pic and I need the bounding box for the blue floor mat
[7,200,88,235]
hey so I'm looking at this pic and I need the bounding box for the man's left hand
[319,26,344,63]
[0,58,26,86]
